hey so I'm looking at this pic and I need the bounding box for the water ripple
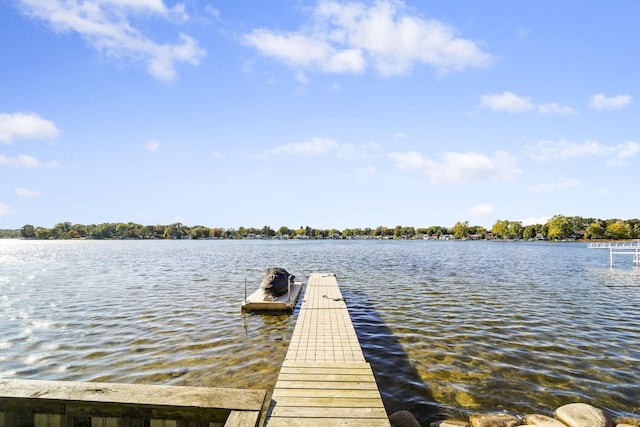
[0,239,638,422]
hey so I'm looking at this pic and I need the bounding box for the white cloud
[18,0,205,81]
[527,178,580,194]
[205,5,220,19]
[0,112,60,143]
[527,139,640,164]
[537,102,576,115]
[481,92,574,115]
[355,165,377,180]
[296,71,310,84]
[93,0,183,15]
[243,0,492,78]
[16,187,42,197]
[260,138,380,161]
[243,29,366,75]
[480,91,534,113]
[263,137,339,158]
[0,202,16,218]
[470,203,495,217]
[589,93,632,111]
[612,140,640,159]
[329,82,342,93]
[0,154,45,168]
[389,150,521,184]
[145,140,160,152]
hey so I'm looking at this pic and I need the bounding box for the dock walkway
[266,273,390,426]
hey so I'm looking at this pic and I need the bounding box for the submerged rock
[389,410,422,427]
[431,419,470,427]
[524,414,567,427]
[613,418,640,427]
[554,403,611,427]
[469,414,521,427]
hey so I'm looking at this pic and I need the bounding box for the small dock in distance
[588,241,640,267]
[266,273,390,426]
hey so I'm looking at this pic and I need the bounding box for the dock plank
[267,419,390,427]
[266,273,390,426]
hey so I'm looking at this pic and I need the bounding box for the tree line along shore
[1,215,639,241]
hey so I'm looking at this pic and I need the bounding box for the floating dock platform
[242,280,304,312]
[266,273,390,426]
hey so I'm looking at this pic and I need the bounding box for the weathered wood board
[0,379,265,427]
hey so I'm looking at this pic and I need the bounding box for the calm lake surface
[1,239,638,423]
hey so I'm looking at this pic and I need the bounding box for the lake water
[1,239,638,424]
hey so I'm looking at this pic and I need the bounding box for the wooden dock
[0,379,266,427]
[266,273,390,426]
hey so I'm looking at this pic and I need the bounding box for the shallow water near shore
[1,239,638,424]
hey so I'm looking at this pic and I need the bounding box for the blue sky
[1,0,638,230]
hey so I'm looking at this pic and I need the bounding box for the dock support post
[610,246,614,268]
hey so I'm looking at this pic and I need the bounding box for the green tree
[72,224,88,238]
[453,221,470,239]
[473,226,488,239]
[426,226,446,238]
[605,220,632,240]
[35,227,52,239]
[21,224,36,239]
[401,226,415,239]
[546,215,573,240]
[51,222,72,239]
[277,226,292,237]
[584,221,605,239]
[210,228,225,238]
[116,223,129,238]
[262,225,275,237]
[522,225,539,240]
[491,220,510,239]
[508,221,523,239]
[92,223,115,239]
[190,226,210,239]
[140,225,155,239]
[165,223,187,239]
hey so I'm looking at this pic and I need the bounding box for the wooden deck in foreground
[266,273,390,426]
[0,379,266,427]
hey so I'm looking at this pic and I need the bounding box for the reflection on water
[1,239,638,421]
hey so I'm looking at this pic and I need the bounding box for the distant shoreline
[2,214,639,241]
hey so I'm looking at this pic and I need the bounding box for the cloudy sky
[1,0,638,230]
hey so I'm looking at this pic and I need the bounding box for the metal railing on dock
[588,241,640,267]
[0,379,266,427]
